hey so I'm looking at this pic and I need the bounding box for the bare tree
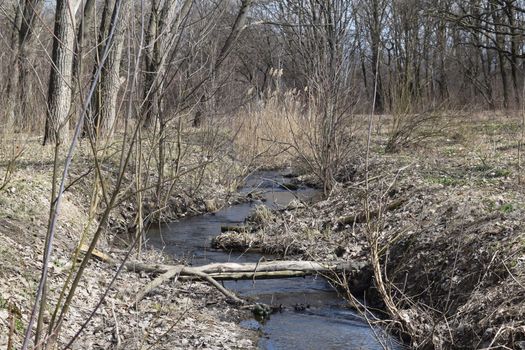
[43,0,82,145]
[86,0,130,138]
[5,0,44,129]
[361,0,387,113]
[270,0,358,195]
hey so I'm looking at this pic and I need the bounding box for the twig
[111,300,121,349]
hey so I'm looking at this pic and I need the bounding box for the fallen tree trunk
[336,197,407,227]
[82,245,354,276]
[135,261,356,304]
[191,260,353,274]
[79,245,361,305]
[220,225,249,233]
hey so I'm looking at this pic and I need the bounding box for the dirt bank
[216,114,525,349]
[0,138,257,349]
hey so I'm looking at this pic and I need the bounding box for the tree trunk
[436,6,449,103]
[90,0,128,138]
[141,0,162,129]
[43,0,80,145]
[369,0,384,113]
[6,0,44,130]
[504,1,520,108]
[70,0,96,123]
[491,2,509,109]
[5,3,23,127]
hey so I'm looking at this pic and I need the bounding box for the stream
[147,171,401,349]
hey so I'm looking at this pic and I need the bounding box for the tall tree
[87,0,129,138]
[43,0,82,145]
[5,0,44,129]
[273,0,357,194]
[491,0,510,108]
[503,0,521,108]
[363,0,387,113]
[142,0,194,128]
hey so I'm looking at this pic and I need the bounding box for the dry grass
[220,110,525,348]
[233,90,316,169]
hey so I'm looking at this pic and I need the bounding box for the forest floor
[0,132,259,349]
[216,112,525,349]
[1,112,525,349]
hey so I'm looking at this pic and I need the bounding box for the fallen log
[79,245,362,306]
[336,197,407,227]
[220,225,249,233]
[192,260,352,274]
[80,244,359,277]
[135,261,358,304]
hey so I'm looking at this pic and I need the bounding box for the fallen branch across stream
[79,245,361,306]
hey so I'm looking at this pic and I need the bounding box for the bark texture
[44,0,81,145]
[90,0,129,138]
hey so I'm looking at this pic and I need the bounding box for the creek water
[147,171,401,349]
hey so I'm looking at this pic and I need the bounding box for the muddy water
[147,171,401,349]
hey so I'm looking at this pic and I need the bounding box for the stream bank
[215,135,525,349]
[2,113,524,349]
[147,171,401,349]
[0,138,259,349]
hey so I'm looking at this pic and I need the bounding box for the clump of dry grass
[233,86,359,194]
[249,204,274,224]
[233,90,313,168]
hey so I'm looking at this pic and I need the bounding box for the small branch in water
[220,225,249,233]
